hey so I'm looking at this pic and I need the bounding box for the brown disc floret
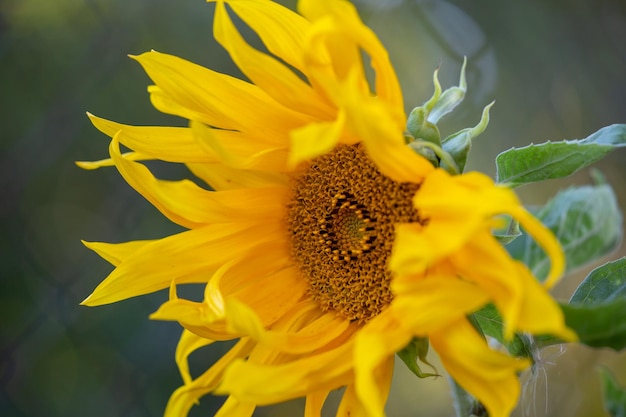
[287,144,424,323]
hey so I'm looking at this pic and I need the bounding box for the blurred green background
[1,0,625,416]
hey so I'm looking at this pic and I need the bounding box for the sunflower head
[80,1,576,417]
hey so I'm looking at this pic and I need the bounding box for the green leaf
[496,124,626,186]
[537,259,626,351]
[570,258,626,304]
[396,337,439,378]
[600,367,626,417]
[507,184,622,281]
[559,302,626,351]
[472,304,529,357]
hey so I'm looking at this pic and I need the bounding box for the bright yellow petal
[82,221,282,306]
[304,390,329,417]
[164,338,255,417]
[391,222,462,276]
[391,277,491,334]
[354,312,407,417]
[82,239,155,267]
[448,230,524,339]
[299,0,403,112]
[191,121,290,172]
[187,162,287,190]
[109,135,288,229]
[414,169,565,287]
[88,113,213,163]
[214,396,255,417]
[215,341,354,405]
[337,384,364,417]
[214,1,331,120]
[513,262,578,341]
[176,329,214,385]
[508,206,565,288]
[215,0,310,72]
[225,268,309,329]
[301,13,367,98]
[288,110,345,168]
[133,51,306,141]
[224,298,351,354]
[152,266,308,341]
[430,319,530,417]
[75,151,149,170]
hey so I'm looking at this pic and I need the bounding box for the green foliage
[495,124,626,187]
[559,259,626,351]
[570,258,626,304]
[472,304,529,357]
[559,302,626,351]
[600,368,626,417]
[508,183,622,281]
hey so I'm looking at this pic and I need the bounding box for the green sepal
[396,337,439,378]
[427,58,467,124]
[406,106,441,145]
[408,140,440,167]
[441,101,494,172]
[496,124,626,187]
[599,367,626,417]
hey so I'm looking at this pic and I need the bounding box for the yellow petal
[215,341,354,405]
[354,312,406,417]
[337,384,364,417]
[215,0,310,72]
[134,51,306,142]
[191,121,290,172]
[214,1,331,120]
[82,221,282,306]
[430,319,530,417]
[187,162,287,190]
[328,68,431,182]
[391,277,491,334]
[75,151,149,170]
[176,329,214,385]
[288,110,345,168]
[82,239,155,267]
[165,338,255,417]
[390,222,460,276]
[225,297,351,354]
[225,267,309,329]
[214,396,255,417]
[513,261,578,341]
[88,113,213,163]
[415,169,565,287]
[304,390,329,417]
[508,206,565,288]
[448,230,524,339]
[299,0,403,112]
[109,135,288,229]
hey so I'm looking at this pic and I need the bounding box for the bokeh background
[1,0,625,416]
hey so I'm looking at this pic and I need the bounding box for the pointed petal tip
[80,294,94,306]
[75,160,98,170]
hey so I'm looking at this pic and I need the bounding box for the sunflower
[80,0,576,416]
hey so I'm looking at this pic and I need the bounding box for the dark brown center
[287,144,423,323]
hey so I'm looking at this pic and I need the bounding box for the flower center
[287,144,423,323]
